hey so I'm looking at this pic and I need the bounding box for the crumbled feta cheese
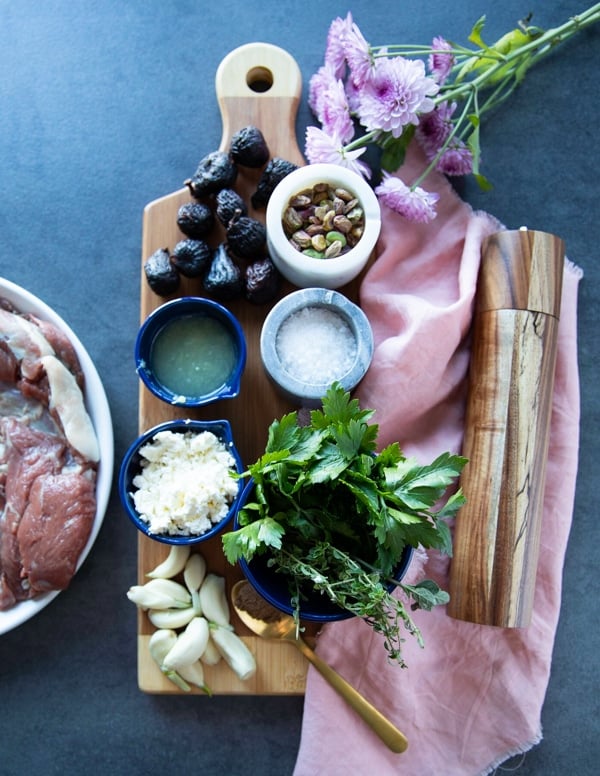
[131,430,239,536]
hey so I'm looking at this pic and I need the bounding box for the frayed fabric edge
[478,729,543,776]
[565,257,584,279]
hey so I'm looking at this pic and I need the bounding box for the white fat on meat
[40,355,99,462]
[0,308,55,379]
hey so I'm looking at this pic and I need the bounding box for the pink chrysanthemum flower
[308,65,338,118]
[436,142,474,176]
[324,12,353,79]
[343,19,373,88]
[321,78,355,144]
[344,76,361,114]
[305,126,372,179]
[416,101,456,158]
[375,173,439,222]
[358,57,439,138]
[428,36,455,84]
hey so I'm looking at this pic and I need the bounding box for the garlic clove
[177,660,212,695]
[199,573,230,626]
[210,624,256,681]
[146,545,191,579]
[183,553,207,613]
[127,578,192,610]
[148,629,191,692]
[200,634,222,666]
[162,616,210,672]
[147,606,197,630]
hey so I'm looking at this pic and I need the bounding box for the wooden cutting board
[136,43,365,694]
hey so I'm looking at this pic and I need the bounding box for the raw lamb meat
[0,297,99,611]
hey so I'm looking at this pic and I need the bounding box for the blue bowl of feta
[118,419,245,545]
[135,297,247,407]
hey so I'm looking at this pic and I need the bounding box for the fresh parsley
[222,383,467,666]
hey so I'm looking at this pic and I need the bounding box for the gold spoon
[231,580,408,753]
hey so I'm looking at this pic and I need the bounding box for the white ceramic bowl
[265,163,381,289]
[0,278,114,635]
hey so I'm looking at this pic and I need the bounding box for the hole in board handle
[246,66,273,93]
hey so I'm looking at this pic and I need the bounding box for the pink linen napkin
[293,146,582,776]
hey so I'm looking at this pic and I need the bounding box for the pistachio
[325,241,343,259]
[321,209,336,230]
[283,206,303,234]
[314,203,331,222]
[302,248,325,259]
[334,187,354,201]
[288,193,312,208]
[332,215,353,234]
[290,230,312,249]
[305,223,325,237]
[311,234,328,253]
[345,206,364,223]
[282,181,365,259]
[326,230,347,246]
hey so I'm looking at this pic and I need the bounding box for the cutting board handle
[215,42,305,167]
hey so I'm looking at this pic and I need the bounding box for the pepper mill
[448,228,564,628]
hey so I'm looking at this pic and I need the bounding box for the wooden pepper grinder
[448,228,564,628]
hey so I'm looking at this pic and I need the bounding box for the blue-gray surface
[0,1,597,774]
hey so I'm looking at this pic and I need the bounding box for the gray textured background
[0,1,598,774]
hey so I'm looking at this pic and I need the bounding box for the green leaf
[332,418,369,460]
[221,517,285,563]
[387,452,468,510]
[265,411,299,453]
[380,126,415,173]
[432,516,453,557]
[307,442,349,483]
[312,382,375,428]
[473,172,493,191]
[401,579,450,611]
[435,488,467,520]
[468,15,487,47]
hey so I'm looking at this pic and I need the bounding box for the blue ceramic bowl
[135,296,246,407]
[234,479,413,622]
[119,418,245,545]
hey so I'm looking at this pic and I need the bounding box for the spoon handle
[294,638,408,753]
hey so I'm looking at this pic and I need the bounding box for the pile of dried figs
[144,126,297,305]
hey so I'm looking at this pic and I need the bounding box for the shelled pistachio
[283,183,365,259]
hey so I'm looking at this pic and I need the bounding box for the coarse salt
[131,429,238,536]
[275,306,357,384]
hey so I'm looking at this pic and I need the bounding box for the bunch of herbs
[222,383,467,665]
